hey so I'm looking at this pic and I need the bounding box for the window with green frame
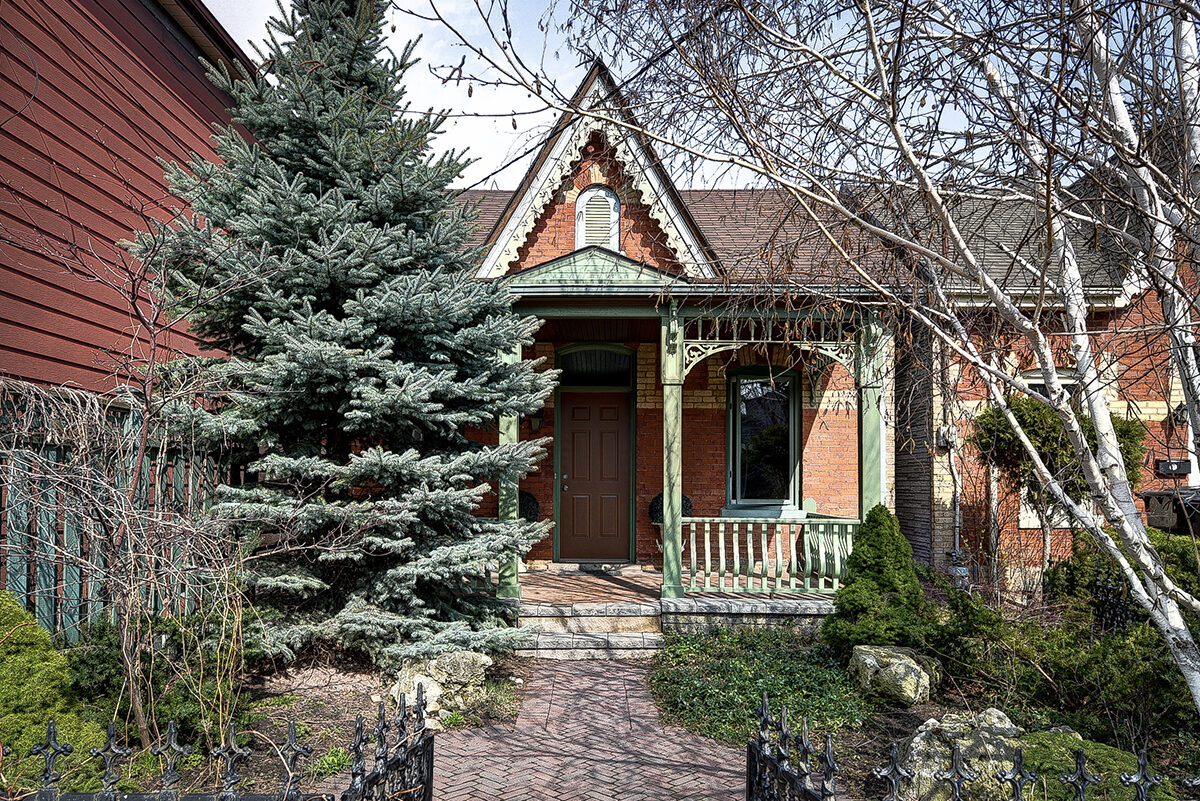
[727,371,800,511]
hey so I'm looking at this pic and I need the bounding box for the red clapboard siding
[0,0,241,391]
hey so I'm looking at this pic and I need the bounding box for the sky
[205,0,582,189]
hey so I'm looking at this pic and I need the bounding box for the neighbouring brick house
[465,63,1199,599]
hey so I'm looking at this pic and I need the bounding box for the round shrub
[0,592,105,792]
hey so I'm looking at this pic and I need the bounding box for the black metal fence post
[1,684,434,801]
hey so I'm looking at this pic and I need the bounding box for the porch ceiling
[534,317,662,343]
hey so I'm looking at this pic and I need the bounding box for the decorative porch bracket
[497,343,522,599]
[856,314,889,519]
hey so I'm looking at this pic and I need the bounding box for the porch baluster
[759,522,769,590]
[718,520,727,591]
[746,522,755,591]
[773,522,784,590]
[729,522,739,592]
[688,521,698,591]
[703,521,713,591]
[816,523,829,592]
[788,524,799,590]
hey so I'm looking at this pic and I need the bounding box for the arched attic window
[575,185,620,251]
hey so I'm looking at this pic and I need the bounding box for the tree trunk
[117,602,153,749]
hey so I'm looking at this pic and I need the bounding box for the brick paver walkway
[436,660,742,800]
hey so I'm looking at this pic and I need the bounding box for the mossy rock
[0,592,106,792]
[1019,730,1180,801]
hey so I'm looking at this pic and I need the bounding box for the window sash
[729,375,798,506]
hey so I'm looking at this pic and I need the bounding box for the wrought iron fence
[0,688,434,801]
[747,693,1200,801]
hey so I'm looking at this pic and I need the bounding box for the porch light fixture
[527,407,545,432]
[1170,403,1189,427]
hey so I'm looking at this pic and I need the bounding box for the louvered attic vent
[575,186,619,251]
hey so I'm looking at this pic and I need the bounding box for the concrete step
[517,601,662,634]
[514,632,665,660]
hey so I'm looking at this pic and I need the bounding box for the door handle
[561,474,569,491]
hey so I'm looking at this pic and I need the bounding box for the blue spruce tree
[146,0,554,669]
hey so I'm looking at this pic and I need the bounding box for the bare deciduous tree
[413,0,1200,711]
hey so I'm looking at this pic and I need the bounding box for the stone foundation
[659,597,835,634]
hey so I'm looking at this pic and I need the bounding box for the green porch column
[857,315,888,519]
[497,343,522,599]
[660,312,686,599]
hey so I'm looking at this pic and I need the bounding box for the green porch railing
[678,515,858,594]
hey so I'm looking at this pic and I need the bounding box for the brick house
[464,62,1199,601]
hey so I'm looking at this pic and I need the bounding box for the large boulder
[849,645,941,706]
[898,708,1024,801]
[389,666,445,715]
[429,651,493,711]
[389,651,492,716]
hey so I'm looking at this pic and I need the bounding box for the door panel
[558,392,631,560]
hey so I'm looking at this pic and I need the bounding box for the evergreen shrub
[985,530,1200,756]
[0,592,105,792]
[821,504,932,657]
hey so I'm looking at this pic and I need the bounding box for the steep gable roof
[474,62,718,280]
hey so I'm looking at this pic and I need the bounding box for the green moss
[1019,731,1180,801]
[0,592,106,792]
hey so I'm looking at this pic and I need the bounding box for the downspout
[939,423,968,588]
[936,343,968,588]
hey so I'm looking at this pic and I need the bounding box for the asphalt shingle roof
[455,187,1127,293]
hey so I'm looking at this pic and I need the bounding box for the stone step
[514,632,665,660]
[517,601,662,634]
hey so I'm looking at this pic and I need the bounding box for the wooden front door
[558,392,631,560]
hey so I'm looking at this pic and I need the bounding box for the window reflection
[736,378,791,501]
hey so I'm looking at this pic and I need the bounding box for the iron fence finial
[151,720,193,789]
[996,746,1038,801]
[1119,748,1163,801]
[872,741,913,801]
[31,719,73,788]
[1060,748,1102,801]
[933,746,978,801]
[91,722,132,795]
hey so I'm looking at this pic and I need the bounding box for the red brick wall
[510,131,682,273]
[801,362,860,518]
[926,296,1194,575]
